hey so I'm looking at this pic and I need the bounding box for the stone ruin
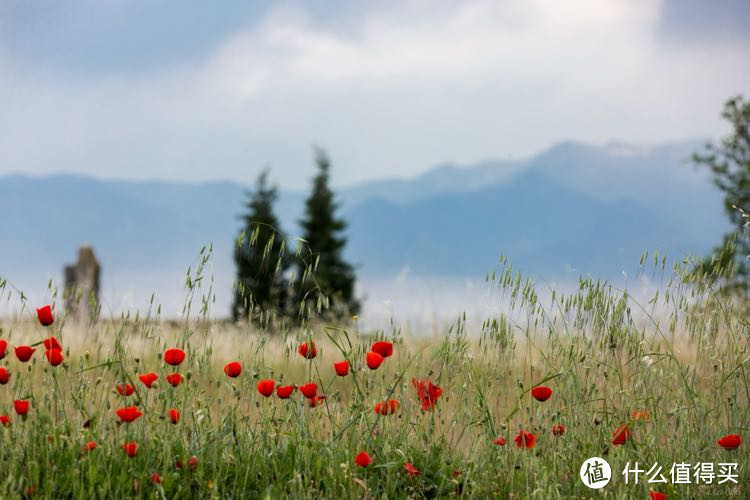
[64,246,100,323]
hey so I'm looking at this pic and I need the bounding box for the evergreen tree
[296,148,360,318]
[232,169,290,323]
[692,95,750,293]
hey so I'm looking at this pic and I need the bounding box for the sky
[0,0,749,189]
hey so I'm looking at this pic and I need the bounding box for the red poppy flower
[42,336,61,350]
[514,429,536,449]
[552,424,565,436]
[0,415,9,426]
[411,378,443,411]
[186,456,198,471]
[530,386,552,402]
[366,351,384,370]
[116,406,142,423]
[123,442,138,457]
[13,399,29,416]
[354,451,371,467]
[36,305,54,326]
[298,341,317,359]
[374,399,400,415]
[493,437,506,446]
[333,360,349,376]
[138,373,158,388]
[299,382,317,399]
[404,462,420,477]
[0,367,10,385]
[276,385,296,399]
[163,348,185,366]
[116,383,134,396]
[169,408,180,424]
[630,409,650,421]
[371,341,393,358]
[256,379,275,397]
[0,339,6,360]
[649,492,667,500]
[717,434,741,450]
[83,441,97,452]
[175,460,183,470]
[166,373,182,387]
[150,472,161,484]
[612,424,631,446]
[45,348,63,366]
[308,395,326,408]
[224,361,241,378]
[14,345,35,362]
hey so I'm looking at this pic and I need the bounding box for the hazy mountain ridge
[0,140,728,313]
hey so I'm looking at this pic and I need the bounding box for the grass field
[0,257,747,499]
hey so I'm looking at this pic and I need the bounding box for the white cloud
[0,0,748,188]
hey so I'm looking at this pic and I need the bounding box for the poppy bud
[36,305,54,326]
[224,361,241,378]
[333,360,349,377]
[163,348,185,366]
[366,351,384,370]
[0,367,10,385]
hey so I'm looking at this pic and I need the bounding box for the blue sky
[0,0,749,189]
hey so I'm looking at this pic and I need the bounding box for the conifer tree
[232,169,290,323]
[692,96,750,293]
[296,148,359,318]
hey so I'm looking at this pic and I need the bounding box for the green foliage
[296,148,360,319]
[232,169,291,325]
[692,95,750,293]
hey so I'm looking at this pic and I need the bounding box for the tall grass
[0,248,747,498]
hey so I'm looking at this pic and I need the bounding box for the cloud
[0,0,748,188]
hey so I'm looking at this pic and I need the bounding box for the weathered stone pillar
[64,246,100,323]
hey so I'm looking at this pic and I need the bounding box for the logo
[580,457,611,489]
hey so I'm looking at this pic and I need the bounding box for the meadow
[0,255,747,499]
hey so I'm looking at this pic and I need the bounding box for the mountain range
[0,140,729,317]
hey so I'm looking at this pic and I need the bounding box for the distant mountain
[0,140,728,315]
